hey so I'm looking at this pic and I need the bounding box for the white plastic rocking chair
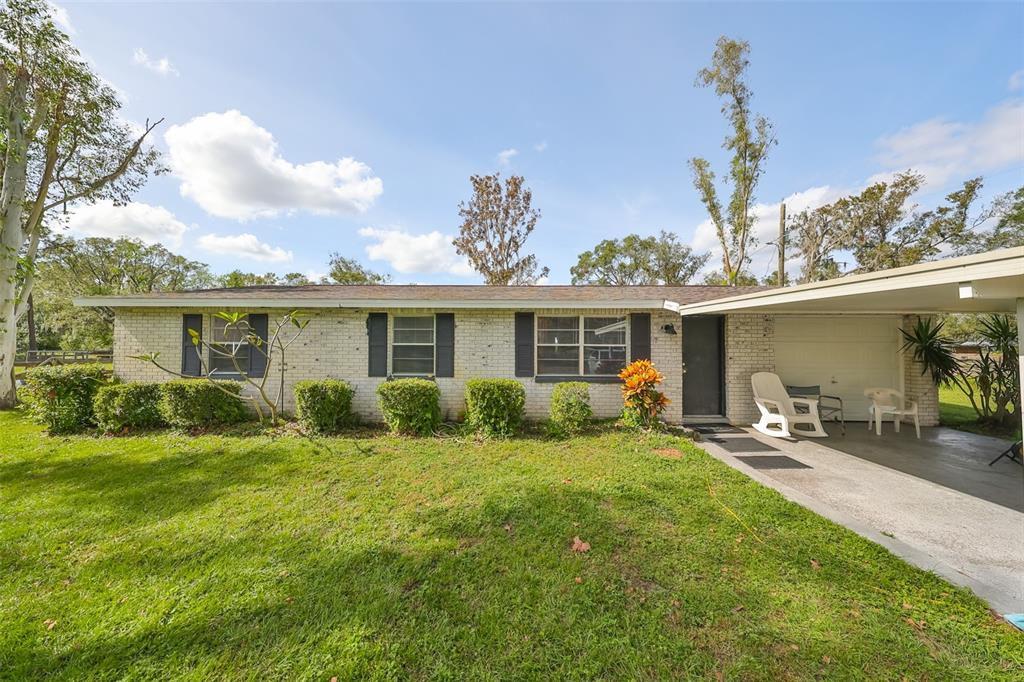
[751,372,829,438]
[864,388,920,439]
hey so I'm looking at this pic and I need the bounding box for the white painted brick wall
[113,307,685,424]
[724,314,775,425]
[901,315,941,427]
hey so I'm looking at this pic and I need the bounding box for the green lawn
[939,383,1021,441]
[0,411,1020,680]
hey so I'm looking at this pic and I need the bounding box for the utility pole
[777,202,786,287]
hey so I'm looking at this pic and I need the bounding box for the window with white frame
[392,316,435,375]
[210,314,249,376]
[537,315,627,376]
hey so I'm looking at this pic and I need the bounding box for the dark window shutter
[435,313,455,377]
[367,313,388,377]
[248,313,269,377]
[630,313,651,362]
[514,312,535,377]
[181,314,203,377]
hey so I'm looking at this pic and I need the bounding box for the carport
[676,247,1024,617]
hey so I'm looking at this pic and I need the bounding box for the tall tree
[955,185,1024,255]
[790,173,999,282]
[688,37,775,286]
[788,199,850,283]
[31,236,212,349]
[327,253,390,284]
[570,231,709,285]
[0,0,163,407]
[453,173,548,285]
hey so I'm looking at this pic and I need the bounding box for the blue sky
[57,1,1023,283]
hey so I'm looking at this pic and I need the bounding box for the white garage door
[774,316,901,419]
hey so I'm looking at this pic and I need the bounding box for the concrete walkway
[692,423,1024,614]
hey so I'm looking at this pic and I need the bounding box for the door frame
[681,314,726,420]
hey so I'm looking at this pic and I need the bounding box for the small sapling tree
[133,310,309,425]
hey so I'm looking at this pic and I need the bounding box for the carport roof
[675,247,1023,316]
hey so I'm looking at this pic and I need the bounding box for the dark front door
[682,316,724,416]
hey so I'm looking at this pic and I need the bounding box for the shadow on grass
[0,443,291,524]
[7,473,1010,680]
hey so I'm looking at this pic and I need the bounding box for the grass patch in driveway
[0,410,1020,680]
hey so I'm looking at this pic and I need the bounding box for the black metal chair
[786,384,846,435]
[989,441,1022,467]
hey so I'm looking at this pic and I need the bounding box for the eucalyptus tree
[688,36,775,286]
[0,0,163,406]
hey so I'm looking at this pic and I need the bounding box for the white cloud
[165,110,383,220]
[873,100,1024,186]
[533,141,548,153]
[1009,70,1024,92]
[497,148,519,166]
[197,233,293,262]
[132,48,179,77]
[47,2,74,34]
[67,200,189,248]
[359,227,474,276]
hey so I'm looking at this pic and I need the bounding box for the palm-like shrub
[901,315,1019,427]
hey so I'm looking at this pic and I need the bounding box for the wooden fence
[14,350,112,368]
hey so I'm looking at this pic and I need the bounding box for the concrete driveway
[693,423,1024,615]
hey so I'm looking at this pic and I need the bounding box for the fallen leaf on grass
[731,605,745,613]
[902,602,913,610]
[562,478,573,484]
[822,655,831,664]
[810,559,821,570]
[571,537,591,553]
[43,619,57,631]
[574,576,583,584]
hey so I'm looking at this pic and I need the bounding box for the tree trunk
[0,70,30,409]
[27,293,36,352]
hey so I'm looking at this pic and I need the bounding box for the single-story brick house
[77,248,1024,427]
[83,284,759,424]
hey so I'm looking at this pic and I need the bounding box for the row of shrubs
[21,364,249,434]
[20,364,595,437]
[301,377,592,437]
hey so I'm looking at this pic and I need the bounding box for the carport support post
[1018,299,1023,446]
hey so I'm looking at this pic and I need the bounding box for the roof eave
[73,296,679,310]
[676,247,1024,316]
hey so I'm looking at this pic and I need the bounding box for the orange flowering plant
[618,359,671,429]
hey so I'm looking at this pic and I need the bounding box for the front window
[537,315,627,376]
[392,316,434,375]
[210,314,249,376]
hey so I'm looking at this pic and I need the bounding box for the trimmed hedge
[21,363,111,434]
[294,379,354,434]
[376,378,441,436]
[93,383,165,433]
[465,378,526,437]
[549,382,592,436]
[158,380,249,428]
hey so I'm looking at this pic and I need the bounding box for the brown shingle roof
[87,284,769,305]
